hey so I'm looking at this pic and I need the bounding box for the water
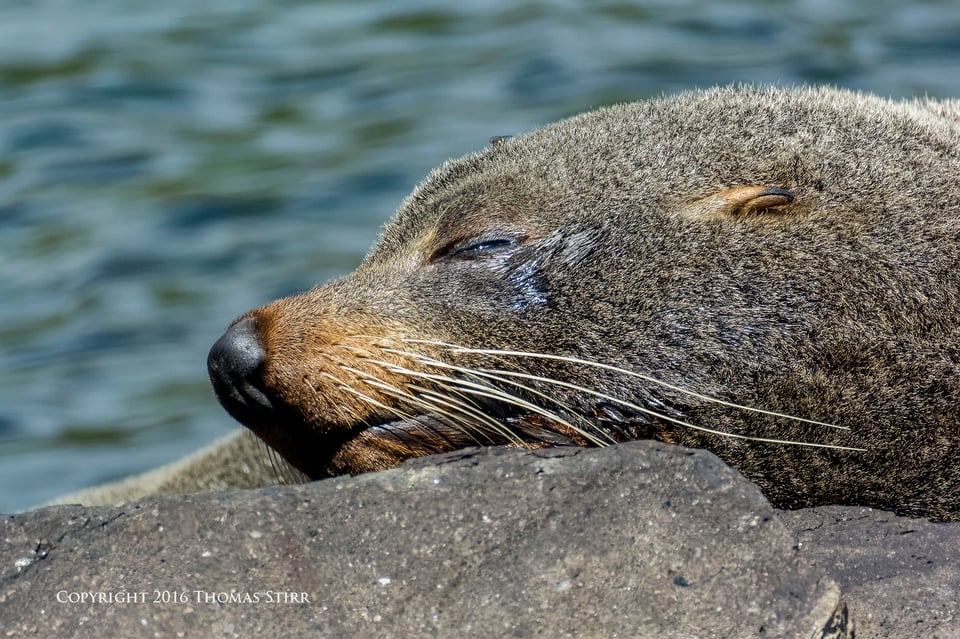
[2,0,959,512]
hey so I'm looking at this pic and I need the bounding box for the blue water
[2,0,960,512]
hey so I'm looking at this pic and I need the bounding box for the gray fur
[61,86,960,520]
[48,430,293,507]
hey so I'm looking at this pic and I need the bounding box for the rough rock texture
[0,442,848,638]
[779,506,960,638]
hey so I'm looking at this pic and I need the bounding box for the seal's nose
[207,316,274,416]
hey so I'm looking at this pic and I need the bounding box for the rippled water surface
[2,0,960,511]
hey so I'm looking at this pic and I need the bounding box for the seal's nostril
[207,317,274,413]
[208,317,265,380]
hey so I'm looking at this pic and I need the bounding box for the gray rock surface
[1,442,848,638]
[779,506,960,638]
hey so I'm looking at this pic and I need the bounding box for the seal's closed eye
[452,238,516,257]
[682,186,797,220]
[433,233,526,261]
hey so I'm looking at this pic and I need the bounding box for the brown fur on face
[209,86,960,521]
[226,296,478,478]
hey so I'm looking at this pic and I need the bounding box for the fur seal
[58,86,960,520]
[203,85,960,521]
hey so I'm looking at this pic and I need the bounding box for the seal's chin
[213,391,495,479]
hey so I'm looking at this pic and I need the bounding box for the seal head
[209,86,960,521]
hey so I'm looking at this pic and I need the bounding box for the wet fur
[65,87,960,520]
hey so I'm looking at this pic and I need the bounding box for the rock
[778,506,960,638]
[0,441,846,638]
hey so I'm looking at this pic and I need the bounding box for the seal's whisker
[386,348,605,436]
[320,358,420,436]
[339,364,517,444]
[400,338,848,432]
[387,347,859,451]
[342,357,526,444]
[372,359,612,447]
[336,343,597,445]
[345,341,856,450]
[268,448,307,484]
[251,434,295,484]
[338,351,566,445]
[316,367,405,434]
[315,360,440,459]
[476,366,865,451]
[405,383,526,445]
[335,383,419,431]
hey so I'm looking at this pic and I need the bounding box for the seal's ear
[682,186,796,220]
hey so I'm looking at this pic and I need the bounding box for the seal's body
[73,87,960,519]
